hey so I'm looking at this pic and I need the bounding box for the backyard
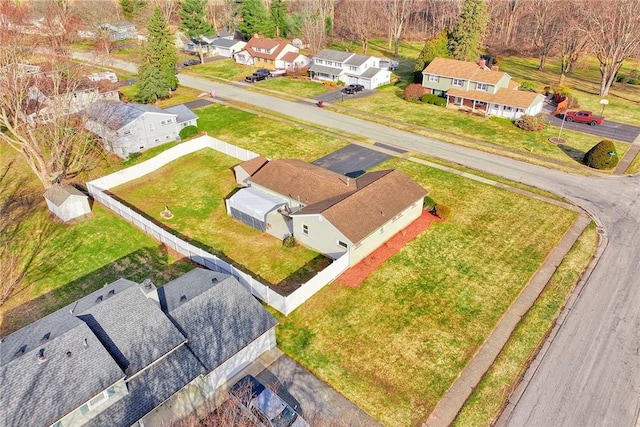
[275,157,579,426]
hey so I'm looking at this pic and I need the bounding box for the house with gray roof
[228,159,428,265]
[0,269,277,427]
[85,100,198,158]
[309,49,392,90]
[43,184,91,222]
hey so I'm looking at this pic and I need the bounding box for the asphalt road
[65,52,640,426]
[545,104,640,143]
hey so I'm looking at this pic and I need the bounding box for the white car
[229,375,310,427]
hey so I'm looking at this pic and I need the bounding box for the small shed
[43,184,91,222]
[227,187,287,233]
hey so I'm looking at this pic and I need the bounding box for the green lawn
[627,153,640,175]
[118,85,202,107]
[110,149,323,288]
[195,104,349,161]
[182,58,254,81]
[255,77,330,98]
[453,222,599,426]
[275,157,578,426]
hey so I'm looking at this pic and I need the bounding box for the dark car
[342,84,365,94]
[245,68,271,83]
[183,58,200,67]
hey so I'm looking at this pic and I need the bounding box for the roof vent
[142,278,154,291]
[66,351,72,358]
[211,277,218,283]
[37,348,47,364]
[40,332,51,343]
[14,345,27,357]
[180,295,187,302]
[83,338,88,348]
[95,295,103,303]
[107,289,115,298]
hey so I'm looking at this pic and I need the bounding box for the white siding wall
[292,214,350,260]
[45,197,91,222]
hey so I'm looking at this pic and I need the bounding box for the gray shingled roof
[43,184,87,207]
[211,38,242,48]
[87,100,168,131]
[309,63,343,76]
[360,67,385,79]
[314,49,354,62]
[87,345,205,427]
[343,53,370,66]
[163,104,198,125]
[159,268,278,371]
[76,285,186,376]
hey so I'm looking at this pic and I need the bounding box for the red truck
[564,111,605,126]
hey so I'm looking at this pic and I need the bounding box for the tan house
[421,57,545,119]
[228,159,427,265]
[233,37,310,70]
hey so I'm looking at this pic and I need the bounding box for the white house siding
[202,328,276,397]
[45,196,91,222]
[249,183,306,212]
[265,209,293,239]
[292,214,350,261]
[233,166,252,186]
[116,112,179,157]
[349,199,423,265]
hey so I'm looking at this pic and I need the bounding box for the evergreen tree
[414,29,450,74]
[136,7,177,103]
[179,0,214,38]
[119,0,147,21]
[270,0,289,38]
[239,0,271,38]
[449,0,488,61]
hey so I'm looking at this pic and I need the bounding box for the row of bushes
[403,83,446,106]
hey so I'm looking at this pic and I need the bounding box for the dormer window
[452,78,465,87]
[476,83,488,91]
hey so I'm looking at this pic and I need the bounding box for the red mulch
[335,210,440,288]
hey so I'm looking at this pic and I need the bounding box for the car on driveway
[342,84,364,94]
[182,58,200,67]
[564,110,605,126]
[245,68,271,83]
[229,375,309,427]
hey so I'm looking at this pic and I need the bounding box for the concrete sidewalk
[614,133,640,174]
[423,214,592,427]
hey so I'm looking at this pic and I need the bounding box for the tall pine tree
[136,52,171,104]
[414,29,451,82]
[270,0,288,38]
[239,0,271,38]
[449,0,488,62]
[179,0,214,63]
[136,7,177,103]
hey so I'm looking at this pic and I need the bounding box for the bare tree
[526,0,562,70]
[558,0,588,74]
[294,0,335,55]
[149,0,180,25]
[384,0,412,57]
[486,0,524,50]
[39,0,82,52]
[579,0,640,96]
[334,0,382,54]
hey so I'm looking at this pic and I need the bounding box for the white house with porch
[309,49,392,90]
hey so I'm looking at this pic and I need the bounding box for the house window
[337,240,348,249]
[154,138,160,143]
[380,226,385,234]
[87,390,109,410]
[505,106,513,111]
[349,66,358,71]
[476,83,488,91]
[428,74,439,83]
[149,123,154,130]
[316,59,323,65]
[302,224,308,235]
[452,78,464,87]
[160,120,167,125]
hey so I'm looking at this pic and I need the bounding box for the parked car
[229,375,309,427]
[564,110,605,126]
[342,84,364,94]
[183,58,200,67]
[245,68,271,83]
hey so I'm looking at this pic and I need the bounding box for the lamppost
[600,99,609,116]
[557,110,567,142]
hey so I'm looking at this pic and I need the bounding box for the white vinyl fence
[87,135,348,315]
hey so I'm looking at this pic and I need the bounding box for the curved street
[176,74,640,427]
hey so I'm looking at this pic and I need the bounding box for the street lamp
[600,99,609,116]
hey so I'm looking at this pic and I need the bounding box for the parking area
[313,144,391,177]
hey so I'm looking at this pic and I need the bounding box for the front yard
[276,157,578,426]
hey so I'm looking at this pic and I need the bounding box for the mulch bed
[335,210,440,288]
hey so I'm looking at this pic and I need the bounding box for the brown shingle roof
[249,159,353,205]
[280,51,300,63]
[296,170,428,243]
[447,87,543,109]
[243,37,290,61]
[423,57,505,85]
[237,156,269,177]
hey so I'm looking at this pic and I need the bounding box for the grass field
[182,58,254,81]
[275,157,578,426]
[109,149,324,288]
[453,222,599,426]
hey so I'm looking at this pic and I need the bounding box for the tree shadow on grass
[558,144,586,164]
[0,245,196,336]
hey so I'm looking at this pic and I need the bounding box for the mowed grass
[338,87,629,169]
[195,104,348,160]
[110,148,321,286]
[275,157,578,426]
[255,77,330,98]
[453,222,599,426]
[182,58,254,81]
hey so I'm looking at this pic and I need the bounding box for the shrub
[423,196,436,212]
[515,114,546,131]
[283,235,296,248]
[421,93,447,106]
[583,140,619,169]
[518,80,537,92]
[179,125,198,139]
[434,204,450,220]
[404,83,425,101]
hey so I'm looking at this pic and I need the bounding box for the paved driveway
[313,144,390,177]
[314,87,374,104]
[544,104,640,143]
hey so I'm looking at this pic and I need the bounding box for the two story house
[233,37,310,70]
[421,57,545,119]
[86,100,198,158]
[309,49,392,90]
[229,158,428,266]
[0,268,277,427]
[101,21,136,41]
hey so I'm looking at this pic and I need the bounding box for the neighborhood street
[176,73,640,427]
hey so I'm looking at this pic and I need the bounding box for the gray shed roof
[314,49,354,62]
[159,268,278,371]
[163,104,198,125]
[344,53,370,66]
[43,184,87,207]
[87,100,170,131]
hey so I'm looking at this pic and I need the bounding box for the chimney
[479,58,486,68]
[491,65,499,72]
